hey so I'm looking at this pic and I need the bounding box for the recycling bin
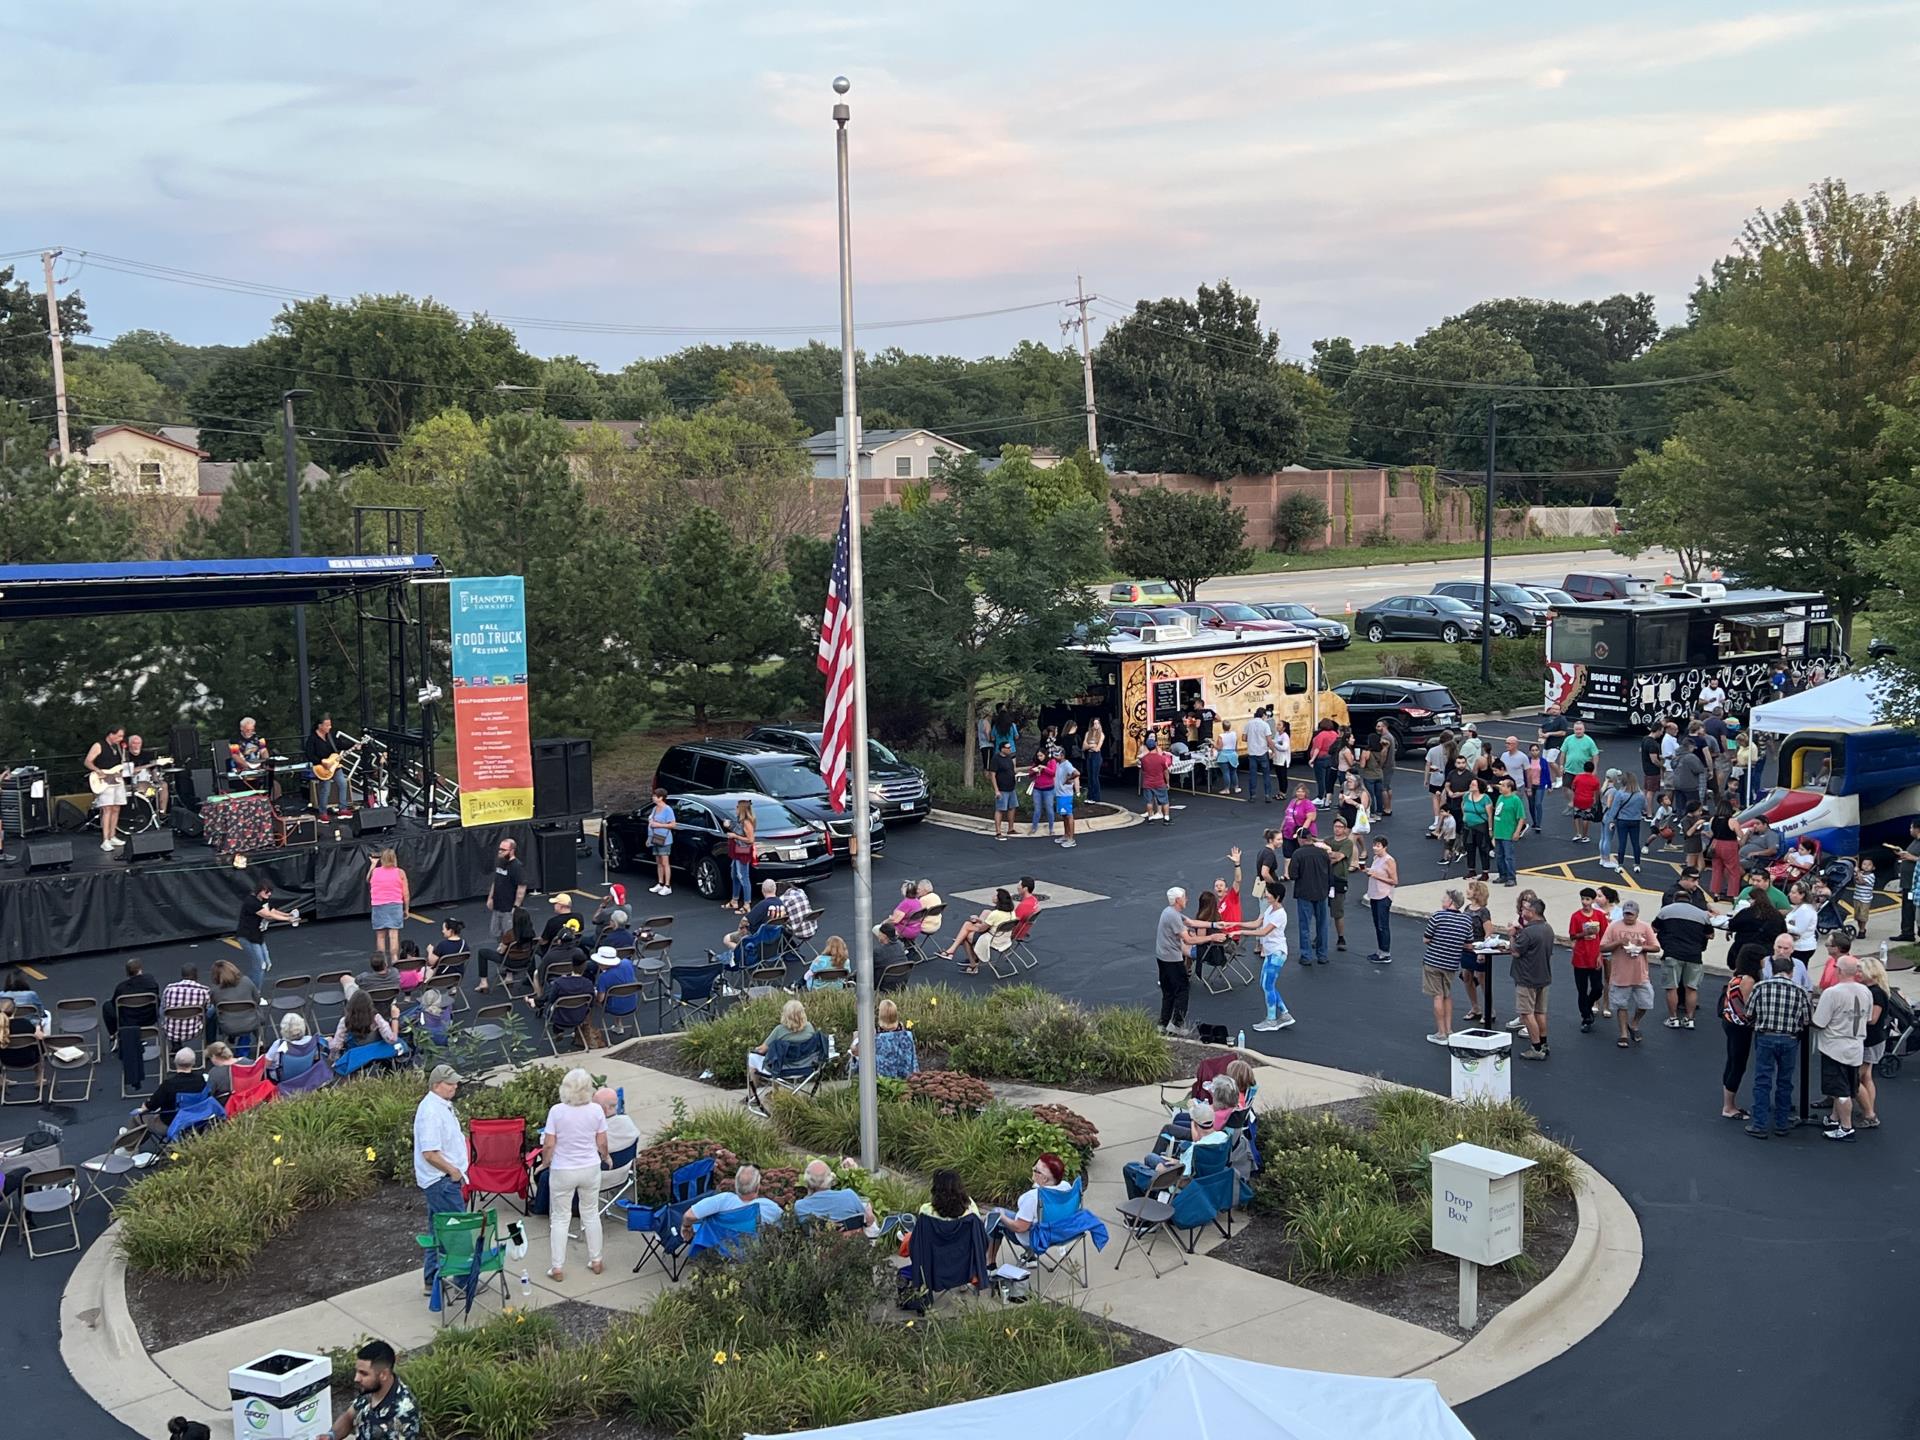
[1448,1027,1512,1103]
[229,1350,331,1440]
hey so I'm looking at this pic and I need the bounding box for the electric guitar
[88,763,133,796]
[310,736,370,782]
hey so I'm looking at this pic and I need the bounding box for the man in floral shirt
[333,1340,419,1440]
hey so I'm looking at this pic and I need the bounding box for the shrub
[686,1214,886,1331]
[631,1140,741,1205]
[1285,1192,1424,1278]
[652,1104,789,1167]
[1028,1103,1100,1155]
[1272,492,1331,552]
[906,1069,995,1116]
[1263,1143,1395,1213]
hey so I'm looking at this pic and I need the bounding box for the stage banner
[449,576,534,826]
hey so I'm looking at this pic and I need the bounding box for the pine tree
[645,507,797,727]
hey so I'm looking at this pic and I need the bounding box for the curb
[926,805,1145,837]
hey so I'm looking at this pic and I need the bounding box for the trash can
[229,1351,331,1439]
[1448,1028,1512,1103]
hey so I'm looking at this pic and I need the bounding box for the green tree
[103,330,240,407]
[1108,484,1250,600]
[643,507,796,727]
[66,350,169,429]
[1094,281,1306,477]
[538,356,607,421]
[1331,322,1536,468]
[1861,380,1920,725]
[862,453,1107,784]
[447,413,644,736]
[1610,436,1738,579]
[604,361,668,422]
[0,264,88,437]
[347,407,489,550]
[990,444,1108,521]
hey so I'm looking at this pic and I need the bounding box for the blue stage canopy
[0,554,443,621]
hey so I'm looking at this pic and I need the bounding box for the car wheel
[602,828,627,872]
[693,854,724,900]
[1366,622,1386,643]
[1440,623,1462,644]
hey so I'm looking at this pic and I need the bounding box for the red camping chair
[224,1054,278,1118]
[462,1117,531,1213]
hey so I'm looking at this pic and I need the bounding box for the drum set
[116,756,179,834]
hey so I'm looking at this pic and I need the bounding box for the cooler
[229,1351,331,1440]
[1448,1028,1512,1103]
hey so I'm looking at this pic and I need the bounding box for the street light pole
[834,76,880,1172]
[1480,398,1498,686]
[282,389,315,740]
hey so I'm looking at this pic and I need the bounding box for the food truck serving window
[1716,611,1788,658]
[1284,661,1309,696]
[1549,613,1629,666]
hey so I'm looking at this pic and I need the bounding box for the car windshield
[1493,584,1541,603]
[755,760,827,799]
[868,739,900,765]
[749,798,809,831]
[1529,588,1574,605]
[1210,602,1266,621]
[1148,609,1192,626]
[1267,603,1312,619]
[1429,596,1476,614]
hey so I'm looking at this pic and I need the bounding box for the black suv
[653,739,885,856]
[602,792,831,900]
[744,725,929,823]
[1430,581,1551,636]
[1329,678,1463,746]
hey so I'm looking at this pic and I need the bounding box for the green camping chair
[416,1208,511,1326]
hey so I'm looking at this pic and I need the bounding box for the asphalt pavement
[9,759,1916,1439]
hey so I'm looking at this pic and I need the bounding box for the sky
[11,1,1920,368]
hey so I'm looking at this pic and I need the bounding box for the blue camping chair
[732,922,786,971]
[686,1203,761,1263]
[624,1156,716,1281]
[760,1028,830,1102]
[1005,1177,1110,1291]
[335,1037,405,1077]
[1159,1138,1237,1252]
[663,964,726,1030]
[164,1088,227,1144]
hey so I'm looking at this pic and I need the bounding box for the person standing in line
[1857,953,1889,1129]
[1720,945,1763,1120]
[1746,951,1811,1138]
[1785,881,1820,976]
[539,1066,611,1280]
[1510,896,1555,1060]
[1526,742,1550,832]
[1244,879,1295,1032]
[1242,707,1272,803]
[1373,719,1398,817]
[646,787,677,895]
[1052,748,1080,849]
[1280,783,1317,858]
[1288,833,1334,967]
[1214,714,1239,795]
[412,1064,469,1297]
[1457,724,1483,772]
[1424,732,1453,834]
[990,708,1019,758]
[1568,887,1607,1032]
[1559,721,1599,800]
[1154,887,1195,1036]
[1812,956,1872,1142]
[1364,836,1398,964]
[1273,714,1293,793]
[1654,868,1713,1029]
[368,848,410,968]
[1461,879,1496,1027]
[1459,776,1492,880]
[1357,730,1383,817]
[1027,743,1058,837]
[1327,817,1357,954]
[1308,721,1339,806]
[1491,776,1529,887]
[1638,722,1666,803]
[1537,703,1569,788]
[1420,889,1475,1044]
[991,741,1018,841]
[1082,719,1106,803]
[1708,800,1742,901]
[1569,760,1601,845]
[1138,733,1173,825]
[1600,900,1660,1048]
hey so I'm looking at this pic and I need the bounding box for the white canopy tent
[1747,673,1896,736]
[748,1348,1476,1440]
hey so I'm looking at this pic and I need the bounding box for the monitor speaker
[532,737,593,817]
[535,826,578,892]
[354,806,398,836]
[25,838,74,873]
[125,830,175,862]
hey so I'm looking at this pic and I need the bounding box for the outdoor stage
[0,813,592,966]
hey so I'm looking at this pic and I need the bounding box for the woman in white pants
[539,1066,610,1280]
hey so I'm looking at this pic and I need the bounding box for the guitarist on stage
[304,714,356,818]
[84,724,130,852]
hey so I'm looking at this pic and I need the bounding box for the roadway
[1199,546,1681,608]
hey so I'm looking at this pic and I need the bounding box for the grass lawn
[1241,534,1625,575]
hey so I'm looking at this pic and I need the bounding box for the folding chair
[161,1005,206,1055]
[898,902,944,966]
[900,1212,988,1310]
[462,1117,531,1213]
[980,922,1022,981]
[7,1164,80,1259]
[596,1139,639,1217]
[1157,1140,1237,1251]
[167,1088,228,1144]
[79,1128,155,1211]
[311,970,351,1032]
[875,960,916,992]
[214,1001,267,1058]
[1002,1177,1109,1292]
[418,1209,510,1325]
[755,1029,830,1106]
[428,959,472,1014]
[546,993,598,1054]
[637,939,674,1026]
[43,1033,95,1104]
[804,967,851,992]
[465,1003,521,1069]
[1198,942,1238,996]
[269,975,316,1034]
[732,922,785,972]
[1223,935,1256,989]
[53,998,102,1062]
[1008,913,1042,972]
[599,983,645,1041]
[224,1055,277,1118]
[496,940,538,996]
[744,962,789,1000]
[686,1203,761,1263]
[663,963,725,1031]
[118,1018,163,1100]
[0,1035,44,1105]
[1112,1193,1184,1278]
[626,1155,715,1280]
[640,915,675,934]
[419,975,465,1022]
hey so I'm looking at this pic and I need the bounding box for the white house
[65,424,207,497]
[801,426,971,481]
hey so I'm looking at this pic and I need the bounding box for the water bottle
[1236,1028,1246,1050]
[1879,940,1889,967]
[616,1085,626,1115]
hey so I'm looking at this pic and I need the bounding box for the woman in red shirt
[1570,760,1601,845]
[1568,888,1607,1031]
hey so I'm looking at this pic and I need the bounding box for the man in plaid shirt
[779,884,818,943]
[1746,953,1812,1139]
[160,963,211,1047]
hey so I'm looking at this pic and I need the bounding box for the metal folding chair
[11,1165,81,1258]
[981,922,1022,980]
[545,993,598,1054]
[599,984,645,1041]
[875,960,916,992]
[1008,913,1042,972]
[595,1140,639,1217]
[0,1036,44,1106]
[269,975,316,1034]
[1112,1194,1185,1278]
[42,1033,95,1104]
[53,999,101,1062]
[117,1014,162,1100]
[465,1003,521,1069]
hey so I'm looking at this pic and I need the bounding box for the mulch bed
[1208,1098,1579,1340]
[128,1180,427,1353]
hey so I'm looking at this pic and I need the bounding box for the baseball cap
[549,893,571,907]
[1621,899,1640,915]
[1145,733,1159,748]
[428,1064,463,1087]
[1680,865,1700,878]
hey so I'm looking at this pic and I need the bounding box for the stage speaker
[125,830,175,863]
[532,737,593,818]
[535,826,578,892]
[170,725,201,771]
[25,838,73,873]
[354,806,398,836]
[54,795,91,831]
[171,803,205,840]
[185,768,217,809]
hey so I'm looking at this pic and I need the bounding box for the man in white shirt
[1698,679,1727,715]
[412,1064,469,1296]
[1243,709,1273,803]
[1812,956,1872,1141]
[681,1164,785,1238]
[594,1087,641,1153]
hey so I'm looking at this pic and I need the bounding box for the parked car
[652,739,885,856]
[1430,581,1551,636]
[1525,586,1576,608]
[743,725,929,823]
[1561,571,1655,602]
[1105,605,1198,637]
[1108,580,1183,605]
[601,791,831,900]
[1171,601,1302,635]
[1330,679,1464,747]
[1352,594,1486,644]
[1250,601,1350,649]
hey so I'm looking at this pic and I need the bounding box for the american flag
[816,495,855,812]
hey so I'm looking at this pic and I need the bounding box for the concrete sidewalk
[62,1040,1640,1438]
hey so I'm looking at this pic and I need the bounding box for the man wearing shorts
[1139,733,1172,824]
[1653,869,1712,1028]
[1509,895,1555,1060]
[1424,734,1451,834]
[1538,704,1569,787]
[991,742,1018,840]
[1558,722,1599,800]
[1420,889,1475,1044]
[1600,899,1660,1048]
[1052,749,1079,849]
[1812,956,1871,1141]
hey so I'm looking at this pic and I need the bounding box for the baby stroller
[1813,858,1856,938]
[1877,987,1917,1079]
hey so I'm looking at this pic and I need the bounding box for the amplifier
[1,766,52,836]
[277,815,319,847]
[354,806,398,836]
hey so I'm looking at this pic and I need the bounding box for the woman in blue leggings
[1240,880,1295,1032]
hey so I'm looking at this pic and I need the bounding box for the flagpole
[834,76,880,1172]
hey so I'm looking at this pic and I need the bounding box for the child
[1681,805,1708,873]
[1850,857,1877,937]
[396,939,431,991]
[1784,837,1818,879]
[1650,791,1679,850]
[1437,808,1460,866]
[1571,761,1601,845]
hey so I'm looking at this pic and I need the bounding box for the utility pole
[41,250,71,462]
[1481,399,1498,685]
[1071,275,1099,456]
[282,390,315,740]
[833,76,880,1174]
